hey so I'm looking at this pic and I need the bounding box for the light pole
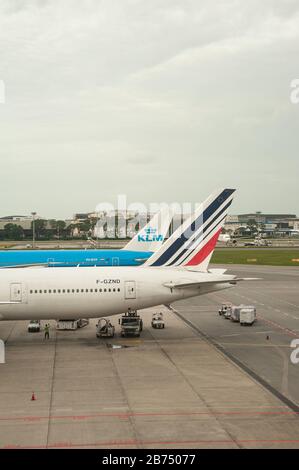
[31,212,36,249]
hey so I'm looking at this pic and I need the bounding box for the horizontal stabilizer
[163,277,260,290]
[163,279,236,289]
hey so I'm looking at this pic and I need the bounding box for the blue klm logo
[138,227,164,242]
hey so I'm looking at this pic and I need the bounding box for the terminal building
[223,212,299,236]
[237,212,297,224]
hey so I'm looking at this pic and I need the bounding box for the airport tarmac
[1,272,299,449]
[174,264,299,410]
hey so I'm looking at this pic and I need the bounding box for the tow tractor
[218,303,232,317]
[151,312,165,329]
[96,318,115,338]
[28,320,41,333]
[119,309,143,337]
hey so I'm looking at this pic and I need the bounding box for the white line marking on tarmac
[280,299,299,309]
[54,408,73,412]
[219,333,244,338]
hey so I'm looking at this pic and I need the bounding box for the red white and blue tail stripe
[144,188,235,271]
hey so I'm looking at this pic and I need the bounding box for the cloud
[0,0,298,217]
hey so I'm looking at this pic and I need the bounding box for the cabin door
[10,283,22,302]
[125,281,136,299]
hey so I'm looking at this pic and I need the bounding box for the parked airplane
[0,207,171,268]
[0,189,250,322]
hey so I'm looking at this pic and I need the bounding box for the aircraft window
[95,289,97,293]
[67,289,70,293]
[118,288,120,292]
[99,289,102,292]
[30,290,33,294]
[39,290,42,294]
[113,288,115,292]
[58,289,61,293]
[49,290,52,294]
[85,289,88,293]
[81,289,84,293]
[44,290,47,294]
[53,289,56,293]
[104,288,107,292]
[62,289,65,293]
[108,288,111,292]
[90,289,93,293]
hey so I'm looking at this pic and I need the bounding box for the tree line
[0,219,97,241]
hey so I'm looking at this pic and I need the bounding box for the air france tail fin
[123,206,172,253]
[144,188,235,271]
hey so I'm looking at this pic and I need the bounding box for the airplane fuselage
[0,266,235,321]
[0,249,151,268]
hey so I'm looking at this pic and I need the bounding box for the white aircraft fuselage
[0,266,235,321]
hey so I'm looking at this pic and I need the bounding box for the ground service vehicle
[96,318,115,337]
[219,303,232,316]
[230,306,242,322]
[28,320,41,332]
[224,308,232,319]
[56,319,89,330]
[119,310,143,337]
[151,312,165,329]
[240,306,256,326]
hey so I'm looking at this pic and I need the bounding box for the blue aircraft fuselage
[0,249,152,268]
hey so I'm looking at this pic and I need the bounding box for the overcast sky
[0,0,298,218]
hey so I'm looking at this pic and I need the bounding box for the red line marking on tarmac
[0,409,299,424]
[257,315,298,338]
[3,438,299,449]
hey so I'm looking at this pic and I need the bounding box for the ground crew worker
[44,323,50,340]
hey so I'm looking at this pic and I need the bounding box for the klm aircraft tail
[144,188,235,271]
[124,206,172,253]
